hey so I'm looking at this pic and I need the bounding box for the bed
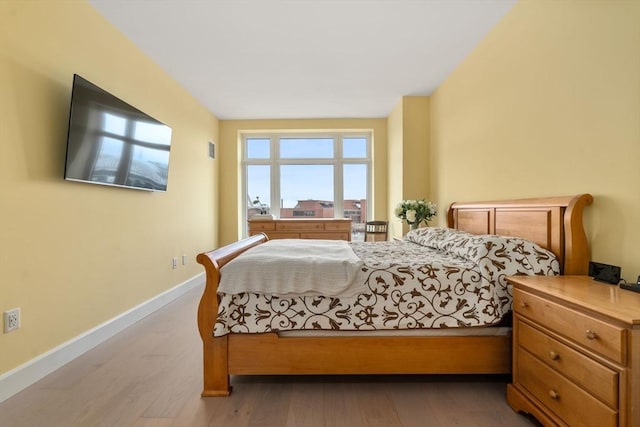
[196,194,593,396]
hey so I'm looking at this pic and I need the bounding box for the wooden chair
[364,221,388,242]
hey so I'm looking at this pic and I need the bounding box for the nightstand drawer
[518,349,617,427]
[514,289,626,364]
[518,320,618,408]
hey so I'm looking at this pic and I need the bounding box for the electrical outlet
[4,308,20,333]
[182,254,187,266]
[172,257,178,269]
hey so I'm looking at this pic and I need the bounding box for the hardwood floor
[0,285,540,426]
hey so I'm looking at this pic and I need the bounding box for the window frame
[241,131,372,235]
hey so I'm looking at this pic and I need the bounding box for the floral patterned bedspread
[214,227,559,336]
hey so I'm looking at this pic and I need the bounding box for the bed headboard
[446,194,593,275]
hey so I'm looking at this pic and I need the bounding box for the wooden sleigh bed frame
[196,194,593,396]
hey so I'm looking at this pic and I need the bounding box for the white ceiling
[87,0,516,120]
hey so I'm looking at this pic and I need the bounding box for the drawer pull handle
[585,330,598,340]
[520,301,528,308]
[549,351,560,361]
[549,390,560,400]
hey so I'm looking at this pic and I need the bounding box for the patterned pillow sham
[405,227,560,280]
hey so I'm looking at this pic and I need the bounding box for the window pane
[247,138,270,159]
[102,112,126,136]
[133,120,172,145]
[247,165,270,217]
[93,137,123,183]
[280,165,333,218]
[343,137,367,158]
[128,145,170,189]
[344,164,368,240]
[280,138,333,158]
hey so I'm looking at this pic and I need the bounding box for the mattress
[214,227,559,337]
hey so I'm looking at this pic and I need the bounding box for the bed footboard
[196,233,269,396]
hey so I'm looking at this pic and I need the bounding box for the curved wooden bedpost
[195,253,228,396]
[446,204,455,228]
[562,193,594,275]
[196,233,269,397]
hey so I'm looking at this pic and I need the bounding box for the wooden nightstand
[506,275,640,427]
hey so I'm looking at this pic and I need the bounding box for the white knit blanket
[218,239,364,297]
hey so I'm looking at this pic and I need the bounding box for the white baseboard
[0,273,204,404]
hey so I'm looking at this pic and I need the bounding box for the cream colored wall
[218,119,387,245]
[387,97,430,238]
[0,1,218,374]
[387,100,404,237]
[430,1,640,279]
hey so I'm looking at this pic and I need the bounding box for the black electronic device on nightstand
[588,261,621,284]
[620,275,640,293]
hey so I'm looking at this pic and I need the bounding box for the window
[242,132,372,239]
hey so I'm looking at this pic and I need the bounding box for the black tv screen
[64,74,172,192]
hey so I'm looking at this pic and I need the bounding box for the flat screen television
[64,74,172,192]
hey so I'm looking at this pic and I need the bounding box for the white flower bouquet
[395,199,437,228]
